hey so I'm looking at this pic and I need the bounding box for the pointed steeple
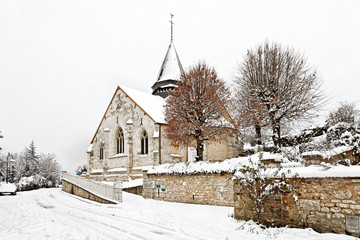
[152,14,184,98]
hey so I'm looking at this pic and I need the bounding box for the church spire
[152,14,184,98]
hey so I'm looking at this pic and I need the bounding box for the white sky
[0,0,359,172]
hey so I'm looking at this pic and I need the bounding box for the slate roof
[155,41,184,83]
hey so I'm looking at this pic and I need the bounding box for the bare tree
[326,101,359,126]
[234,41,326,147]
[164,62,231,161]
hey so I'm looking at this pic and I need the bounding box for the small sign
[346,216,360,233]
[161,184,166,191]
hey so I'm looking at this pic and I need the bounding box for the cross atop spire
[170,13,174,42]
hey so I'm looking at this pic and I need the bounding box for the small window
[141,130,148,154]
[99,145,104,159]
[116,128,124,154]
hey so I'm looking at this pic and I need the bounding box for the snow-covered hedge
[148,152,285,175]
[17,174,59,191]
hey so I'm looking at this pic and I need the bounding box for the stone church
[87,16,242,181]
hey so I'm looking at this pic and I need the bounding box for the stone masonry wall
[234,177,360,236]
[205,130,242,162]
[145,172,234,206]
[303,150,359,166]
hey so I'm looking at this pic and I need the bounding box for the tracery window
[141,130,148,154]
[116,128,125,154]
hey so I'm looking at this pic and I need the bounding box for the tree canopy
[234,41,326,147]
[164,62,231,161]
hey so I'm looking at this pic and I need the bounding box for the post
[6,153,13,183]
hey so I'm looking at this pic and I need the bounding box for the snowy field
[0,188,357,240]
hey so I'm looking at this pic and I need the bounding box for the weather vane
[170,13,174,42]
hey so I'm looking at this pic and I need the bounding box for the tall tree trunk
[271,120,281,148]
[196,138,204,161]
[255,124,262,145]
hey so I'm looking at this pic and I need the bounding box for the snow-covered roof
[120,86,166,124]
[90,86,166,144]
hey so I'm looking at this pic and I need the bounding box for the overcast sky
[0,0,359,172]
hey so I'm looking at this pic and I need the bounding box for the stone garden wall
[234,177,360,237]
[302,149,359,166]
[144,172,234,206]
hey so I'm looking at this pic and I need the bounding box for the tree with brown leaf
[164,62,231,161]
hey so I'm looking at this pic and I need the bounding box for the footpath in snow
[0,188,357,240]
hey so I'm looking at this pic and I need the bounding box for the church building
[87,15,242,182]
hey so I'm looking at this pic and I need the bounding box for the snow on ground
[0,188,356,240]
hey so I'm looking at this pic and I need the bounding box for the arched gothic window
[116,128,124,154]
[141,130,148,154]
[99,144,104,160]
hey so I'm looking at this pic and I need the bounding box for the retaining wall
[62,179,115,204]
[234,177,360,237]
[144,172,234,206]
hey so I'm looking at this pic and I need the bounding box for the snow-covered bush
[275,121,360,164]
[17,175,47,191]
[280,126,327,148]
[235,156,298,221]
[1,142,61,191]
[76,164,88,176]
